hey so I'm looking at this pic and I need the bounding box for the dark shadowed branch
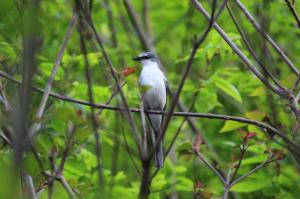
[76,2,105,191]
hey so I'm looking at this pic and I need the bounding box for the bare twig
[285,0,300,28]
[225,3,284,89]
[194,151,226,184]
[48,122,76,185]
[233,0,299,76]
[22,173,38,199]
[123,0,154,52]
[222,169,232,199]
[230,143,248,182]
[191,0,288,98]
[59,175,77,199]
[82,4,143,156]
[28,12,77,138]
[142,0,151,36]
[121,126,142,176]
[76,4,105,191]
[230,159,272,186]
[0,70,291,141]
[152,0,218,161]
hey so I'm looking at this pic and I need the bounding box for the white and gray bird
[133,52,167,168]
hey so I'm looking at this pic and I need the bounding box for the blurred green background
[0,0,300,198]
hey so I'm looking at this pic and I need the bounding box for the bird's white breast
[139,62,166,110]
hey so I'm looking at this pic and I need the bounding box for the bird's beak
[132,56,143,61]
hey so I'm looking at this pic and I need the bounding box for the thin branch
[194,151,226,184]
[0,70,292,142]
[81,4,144,156]
[142,0,151,36]
[76,5,105,191]
[285,0,300,28]
[2,68,300,159]
[230,144,247,182]
[230,159,272,186]
[59,175,77,199]
[191,0,289,98]
[121,126,142,176]
[233,0,299,76]
[22,173,38,199]
[28,12,77,138]
[150,90,200,181]
[222,169,232,199]
[225,3,284,90]
[103,0,118,47]
[48,122,76,185]
[151,0,218,160]
[123,0,154,52]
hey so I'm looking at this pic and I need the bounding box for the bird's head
[132,52,159,65]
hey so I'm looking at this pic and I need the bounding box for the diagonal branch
[28,12,77,138]
[191,0,289,98]
[80,4,144,157]
[225,3,285,90]
[285,0,300,28]
[233,0,299,76]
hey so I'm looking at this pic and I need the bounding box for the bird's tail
[154,138,164,168]
[149,114,164,168]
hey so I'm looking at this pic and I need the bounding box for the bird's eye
[145,55,150,59]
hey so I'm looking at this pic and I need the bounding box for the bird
[133,52,167,168]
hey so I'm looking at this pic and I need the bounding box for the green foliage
[0,0,300,198]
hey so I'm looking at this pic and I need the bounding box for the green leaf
[241,154,268,165]
[175,176,193,192]
[220,121,246,133]
[114,171,127,183]
[231,178,268,192]
[214,76,242,103]
[176,142,193,161]
[151,174,167,190]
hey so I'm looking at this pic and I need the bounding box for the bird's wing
[161,79,168,129]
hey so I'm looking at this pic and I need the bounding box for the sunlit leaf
[214,76,242,103]
[220,121,246,133]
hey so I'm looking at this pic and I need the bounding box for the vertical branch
[104,0,118,48]
[14,0,41,165]
[13,1,41,198]
[110,111,121,176]
[142,0,151,37]
[76,5,105,193]
[138,160,151,199]
[123,0,154,52]
[140,95,148,153]
[82,5,144,156]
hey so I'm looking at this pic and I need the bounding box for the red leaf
[194,180,204,190]
[76,109,83,117]
[243,132,257,141]
[122,67,136,77]
[193,134,203,152]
